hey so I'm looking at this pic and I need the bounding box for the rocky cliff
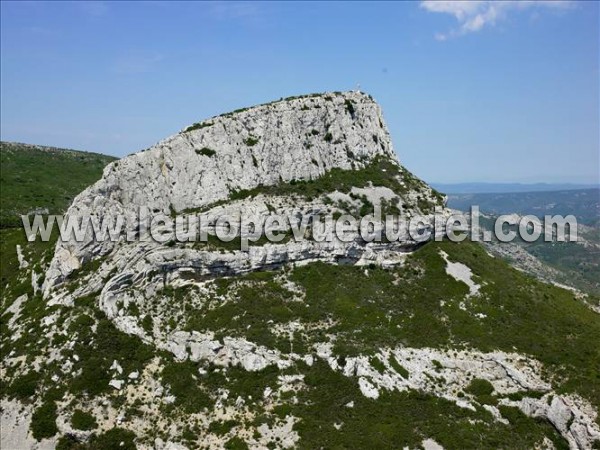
[43,91,442,295]
[2,92,599,450]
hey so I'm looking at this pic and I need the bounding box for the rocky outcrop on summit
[43,92,440,293]
[98,92,394,214]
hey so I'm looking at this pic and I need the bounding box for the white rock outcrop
[44,92,402,292]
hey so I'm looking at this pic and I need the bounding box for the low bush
[195,147,216,157]
[31,401,58,441]
[71,409,98,430]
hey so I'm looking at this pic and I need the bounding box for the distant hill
[0,142,117,227]
[446,187,600,295]
[446,188,600,226]
[433,182,598,194]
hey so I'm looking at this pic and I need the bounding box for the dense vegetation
[229,155,444,214]
[0,142,116,227]
[129,238,600,448]
[2,210,599,447]
[173,240,600,410]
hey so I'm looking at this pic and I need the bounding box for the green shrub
[244,136,260,146]
[56,434,85,450]
[323,132,333,143]
[31,401,58,440]
[88,428,136,450]
[208,419,238,436]
[195,147,216,157]
[389,356,409,379]
[432,359,443,372]
[0,142,115,228]
[370,357,386,374]
[141,315,153,334]
[345,99,355,116]
[185,122,213,133]
[225,437,249,450]
[70,318,152,396]
[6,371,40,400]
[505,390,546,401]
[161,360,211,413]
[466,378,494,397]
[465,378,497,405]
[225,155,443,216]
[71,409,97,430]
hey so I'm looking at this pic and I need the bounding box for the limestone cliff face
[74,91,393,215]
[43,91,435,294]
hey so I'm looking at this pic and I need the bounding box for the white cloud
[420,0,572,40]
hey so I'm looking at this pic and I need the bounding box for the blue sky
[1,1,598,184]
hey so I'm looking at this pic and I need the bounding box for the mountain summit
[43,91,442,293]
[2,93,599,450]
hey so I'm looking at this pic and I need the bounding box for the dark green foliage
[88,428,137,450]
[202,363,280,402]
[228,155,442,214]
[389,356,410,379]
[225,437,249,450]
[370,357,386,374]
[527,238,600,295]
[290,360,566,448]
[184,121,213,133]
[323,132,333,143]
[174,239,600,413]
[31,401,58,440]
[498,406,569,450]
[344,99,355,117]
[161,360,211,413]
[56,434,84,450]
[184,276,304,352]
[454,191,600,295]
[195,147,216,157]
[466,378,497,405]
[0,218,57,302]
[244,136,260,146]
[5,370,41,400]
[70,318,153,396]
[71,409,98,430]
[466,378,494,397]
[0,142,116,227]
[208,419,238,435]
[141,314,153,334]
[504,390,546,401]
[70,257,103,280]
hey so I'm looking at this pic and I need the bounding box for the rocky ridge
[2,92,599,449]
